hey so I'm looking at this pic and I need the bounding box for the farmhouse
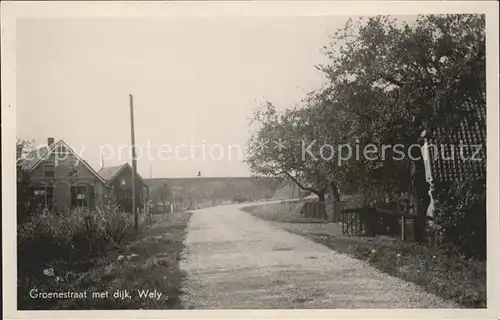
[19,138,150,214]
[19,137,107,213]
[98,163,149,213]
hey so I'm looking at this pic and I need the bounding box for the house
[420,101,486,221]
[19,137,108,213]
[98,163,149,213]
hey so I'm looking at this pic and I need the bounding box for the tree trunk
[330,182,341,202]
[318,192,325,202]
[328,182,341,222]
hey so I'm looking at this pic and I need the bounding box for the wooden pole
[129,94,138,232]
[401,216,405,241]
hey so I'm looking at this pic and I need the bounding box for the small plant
[97,204,132,247]
[141,199,153,225]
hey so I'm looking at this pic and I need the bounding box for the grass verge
[243,203,486,308]
[242,201,326,223]
[26,212,192,310]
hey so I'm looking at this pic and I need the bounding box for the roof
[98,163,148,187]
[19,139,107,184]
[97,165,124,181]
[19,146,50,171]
[425,102,486,183]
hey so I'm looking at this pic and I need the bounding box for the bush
[233,195,249,203]
[433,178,486,261]
[17,205,134,309]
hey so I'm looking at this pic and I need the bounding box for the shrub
[96,204,133,246]
[233,195,249,203]
[17,205,134,309]
[433,178,486,261]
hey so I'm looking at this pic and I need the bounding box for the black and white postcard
[2,1,499,319]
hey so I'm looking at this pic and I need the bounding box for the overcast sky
[16,17,347,178]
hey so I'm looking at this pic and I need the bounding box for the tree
[319,14,485,134]
[246,102,330,201]
[317,14,485,240]
[17,138,35,223]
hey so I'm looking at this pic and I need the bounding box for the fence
[340,207,421,241]
[300,201,327,220]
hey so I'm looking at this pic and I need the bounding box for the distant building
[98,163,149,213]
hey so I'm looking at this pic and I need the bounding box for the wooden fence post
[401,216,406,240]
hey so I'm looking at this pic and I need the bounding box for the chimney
[47,137,55,147]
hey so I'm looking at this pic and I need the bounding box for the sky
[16,17,347,178]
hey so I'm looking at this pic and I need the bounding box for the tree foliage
[433,178,486,260]
[246,102,330,200]
[17,138,35,223]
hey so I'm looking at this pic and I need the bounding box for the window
[121,179,126,186]
[33,186,53,208]
[71,185,89,207]
[43,164,55,178]
[68,165,78,179]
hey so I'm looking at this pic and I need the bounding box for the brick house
[19,138,108,213]
[97,163,149,213]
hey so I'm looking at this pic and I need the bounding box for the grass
[242,201,327,224]
[243,202,486,308]
[26,212,192,310]
[308,234,486,308]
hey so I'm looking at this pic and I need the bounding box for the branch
[285,172,323,195]
[382,75,405,87]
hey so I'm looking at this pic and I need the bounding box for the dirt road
[179,202,459,309]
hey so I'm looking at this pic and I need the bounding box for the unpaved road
[179,202,459,309]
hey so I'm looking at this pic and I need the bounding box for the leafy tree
[17,138,35,223]
[320,14,485,127]
[246,102,330,201]
[316,14,485,240]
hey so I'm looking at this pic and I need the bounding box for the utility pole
[129,94,138,232]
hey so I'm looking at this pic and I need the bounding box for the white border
[2,1,499,319]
